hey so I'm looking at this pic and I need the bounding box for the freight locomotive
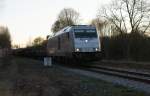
[47,25,102,61]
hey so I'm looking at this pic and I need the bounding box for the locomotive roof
[54,25,95,36]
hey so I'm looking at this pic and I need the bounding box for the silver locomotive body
[47,25,101,60]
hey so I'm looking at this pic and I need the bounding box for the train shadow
[52,57,96,68]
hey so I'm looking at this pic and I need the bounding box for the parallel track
[82,65,150,84]
[56,59,150,84]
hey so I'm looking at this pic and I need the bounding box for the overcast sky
[0,0,110,46]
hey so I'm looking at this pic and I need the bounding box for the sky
[0,0,110,47]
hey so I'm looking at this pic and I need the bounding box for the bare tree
[91,18,116,37]
[58,8,79,25]
[13,44,20,49]
[0,26,11,48]
[91,18,105,37]
[51,20,61,33]
[91,18,121,37]
[51,8,79,33]
[99,0,150,34]
[33,37,44,46]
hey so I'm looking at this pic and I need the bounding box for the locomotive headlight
[76,48,80,52]
[85,40,88,43]
[95,48,99,51]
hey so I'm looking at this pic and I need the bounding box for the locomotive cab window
[74,29,97,38]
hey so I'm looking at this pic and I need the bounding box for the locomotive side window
[67,32,70,39]
[58,37,61,50]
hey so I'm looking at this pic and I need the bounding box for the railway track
[57,60,150,84]
[82,65,150,84]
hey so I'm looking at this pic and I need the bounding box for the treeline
[13,37,47,59]
[25,36,47,53]
[102,33,150,61]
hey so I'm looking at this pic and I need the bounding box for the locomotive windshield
[74,29,98,38]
